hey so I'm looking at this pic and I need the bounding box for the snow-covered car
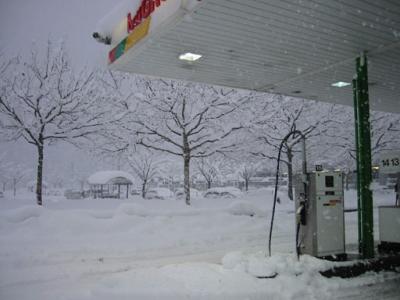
[47,189,62,196]
[130,188,141,196]
[145,188,174,200]
[64,190,90,199]
[175,188,201,199]
[64,189,85,200]
[203,187,242,199]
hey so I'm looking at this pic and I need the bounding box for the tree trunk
[184,154,191,205]
[36,143,44,206]
[13,178,16,197]
[245,179,249,191]
[207,179,211,190]
[287,148,294,201]
[142,179,147,199]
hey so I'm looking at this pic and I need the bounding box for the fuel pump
[267,131,346,260]
[295,169,346,259]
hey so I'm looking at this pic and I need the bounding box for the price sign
[379,151,400,174]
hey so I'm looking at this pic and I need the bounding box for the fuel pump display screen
[325,175,334,188]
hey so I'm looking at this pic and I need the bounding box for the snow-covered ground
[0,187,399,300]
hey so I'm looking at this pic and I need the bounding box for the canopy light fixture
[179,52,202,62]
[331,81,351,88]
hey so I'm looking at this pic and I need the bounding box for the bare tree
[320,106,400,189]
[250,96,332,200]
[325,107,400,162]
[238,161,259,192]
[127,150,161,198]
[8,163,29,197]
[195,156,221,189]
[0,41,108,205]
[134,80,251,205]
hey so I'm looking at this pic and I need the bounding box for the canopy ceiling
[107,0,400,112]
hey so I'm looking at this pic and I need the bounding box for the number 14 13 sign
[379,151,400,174]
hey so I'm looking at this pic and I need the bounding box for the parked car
[175,188,201,199]
[203,187,242,199]
[130,188,141,196]
[145,188,174,200]
[64,189,89,200]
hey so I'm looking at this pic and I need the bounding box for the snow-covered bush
[227,201,264,217]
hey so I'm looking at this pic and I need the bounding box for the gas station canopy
[104,0,400,112]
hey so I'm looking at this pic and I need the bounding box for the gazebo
[87,171,135,199]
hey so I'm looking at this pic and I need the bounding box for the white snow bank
[1,189,399,299]
[222,251,332,278]
[92,251,399,300]
[2,205,44,223]
[87,170,135,185]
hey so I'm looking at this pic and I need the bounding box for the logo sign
[109,16,151,64]
[379,151,400,174]
[127,0,166,33]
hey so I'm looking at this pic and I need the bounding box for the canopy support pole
[353,52,374,259]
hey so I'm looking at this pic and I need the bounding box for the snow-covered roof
[87,171,135,185]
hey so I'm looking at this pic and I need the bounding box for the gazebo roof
[87,171,135,185]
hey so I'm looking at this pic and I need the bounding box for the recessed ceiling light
[331,81,351,88]
[179,52,202,62]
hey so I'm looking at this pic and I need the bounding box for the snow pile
[3,205,44,223]
[227,201,266,217]
[1,189,399,299]
[222,251,332,278]
[92,251,399,300]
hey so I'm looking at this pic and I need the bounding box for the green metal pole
[354,52,374,259]
[352,78,363,255]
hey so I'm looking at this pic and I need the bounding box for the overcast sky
[0,0,124,181]
[0,0,119,67]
